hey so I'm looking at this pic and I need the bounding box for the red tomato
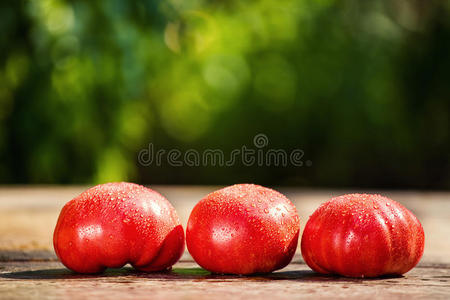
[301,194,425,278]
[53,182,184,273]
[186,184,300,275]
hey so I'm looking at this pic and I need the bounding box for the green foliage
[0,0,449,188]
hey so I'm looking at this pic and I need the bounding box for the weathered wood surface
[1,186,449,299]
[1,259,449,299]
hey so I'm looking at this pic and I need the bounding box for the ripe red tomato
[301,194,425,278]
[186,184,300,275]
[53,182,184,273]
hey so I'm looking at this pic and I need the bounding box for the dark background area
[0,0,449,189]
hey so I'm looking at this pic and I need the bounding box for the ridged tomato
[301,194,425,277]
[53,182,184,273]
[186,184,300,275]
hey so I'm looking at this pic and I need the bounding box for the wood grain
[0,186,449,299]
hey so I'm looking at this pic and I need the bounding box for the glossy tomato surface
[186,184,300,275]
[301,194,425,278]
[53,182,184,273]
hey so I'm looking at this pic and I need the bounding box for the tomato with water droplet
[53,182,184,274]
[301,194,424,278]
[186,184,300,275]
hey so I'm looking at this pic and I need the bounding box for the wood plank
[0,260,449,299]
[0,186,449,298]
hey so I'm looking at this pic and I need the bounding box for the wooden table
[1,186,449,299]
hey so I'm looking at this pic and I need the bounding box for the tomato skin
[53,182,184,274]
[301,194,425,278]
[186,184,300,275]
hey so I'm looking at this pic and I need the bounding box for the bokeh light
[0,0,448,188]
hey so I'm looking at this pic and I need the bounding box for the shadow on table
[0,267,402,282]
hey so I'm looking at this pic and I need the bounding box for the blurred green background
[0,0,449,188]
